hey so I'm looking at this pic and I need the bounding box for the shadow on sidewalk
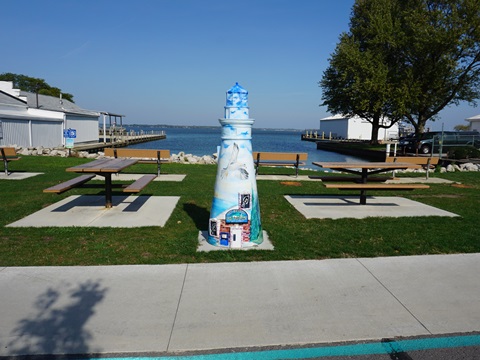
[5,280,107,357]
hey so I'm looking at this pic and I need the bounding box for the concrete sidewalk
[1,254,479,357]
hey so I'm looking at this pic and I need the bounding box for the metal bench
[1,147,20,175]
[43,174,96,194]
[253,152,307,177]
[104,148,170,176]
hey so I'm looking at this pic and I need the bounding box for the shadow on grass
[184,203,210,230]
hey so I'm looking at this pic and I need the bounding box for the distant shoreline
[125,124,305,131]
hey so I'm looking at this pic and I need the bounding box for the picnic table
[312,161,427,205]
[65,158,142,208]
[44,158,157,208]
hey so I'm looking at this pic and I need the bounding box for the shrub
[447,146,480,159]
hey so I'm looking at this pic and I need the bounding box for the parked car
[402,131,480,154]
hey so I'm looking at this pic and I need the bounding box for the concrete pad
[168,260,428,351]
[93,173,186,182]
[0,265,187,356]
[0,172,43,180]
[285,195,459,219]
[197,231,274,251]
[359,254,480,335]
[6,195,180,228]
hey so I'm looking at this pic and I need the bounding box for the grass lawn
[1,155,479,266]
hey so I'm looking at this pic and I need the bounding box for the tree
[320,0,403,144]
[454,124,470,131]
[320,0,480,140]
[393,0,480,133]
[0,73,74,102]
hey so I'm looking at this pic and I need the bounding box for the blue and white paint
[208,83,262,247]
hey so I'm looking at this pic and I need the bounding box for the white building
[466,114,480,132]
[0,81,100,148]
[319,114,399,141]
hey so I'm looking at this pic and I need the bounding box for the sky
[2,0,479,130]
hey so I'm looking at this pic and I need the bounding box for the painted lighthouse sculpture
[208,83,263,248]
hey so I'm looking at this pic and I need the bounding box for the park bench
[104,148,170,176]
[253,151,307,177]
[386,156,440,179]
[43,174,96,194]
[323,183,430,205]
[1,147,20,175]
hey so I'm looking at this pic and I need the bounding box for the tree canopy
[0,73,74,103]
[320,0,480,140]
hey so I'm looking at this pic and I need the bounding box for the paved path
[1,254,479,358]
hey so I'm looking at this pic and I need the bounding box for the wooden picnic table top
[312,161,422,170]
[66,158,138,174]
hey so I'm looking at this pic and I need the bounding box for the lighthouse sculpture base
[198,230,274,252]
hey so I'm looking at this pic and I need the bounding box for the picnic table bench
[104,148,170,176]
[1,147,20,175]
[43,174,96,194]
[123,174,157,193]
[253,151,307,177]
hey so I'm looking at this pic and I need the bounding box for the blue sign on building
[63,128,77,138]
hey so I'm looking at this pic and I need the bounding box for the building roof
[20,91,99,117]
[0,90,27,107]
[320,114,349,121]
[466,114,480,122]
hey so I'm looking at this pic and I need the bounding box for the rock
[185,155,198,164]
[461,163,478,171]
[446,164,456,172]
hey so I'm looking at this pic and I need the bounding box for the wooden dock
[73,132,166,153]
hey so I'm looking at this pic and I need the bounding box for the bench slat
[43,174,95,194]
[1,147,20,159]
[256,161,306,166]
[123,174,157,193]
[105,148,170,160]
[253,152,308,161]
[386,156,439,166]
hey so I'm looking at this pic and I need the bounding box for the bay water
[124,126,365,170]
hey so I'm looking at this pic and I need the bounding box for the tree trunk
[370,114,381,145]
